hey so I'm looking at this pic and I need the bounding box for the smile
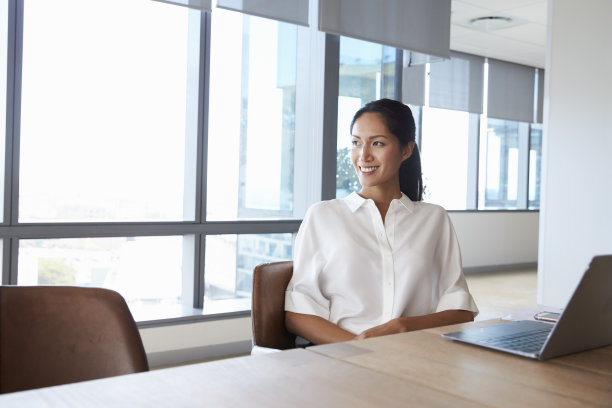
[360,166,379,174]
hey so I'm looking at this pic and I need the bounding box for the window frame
[1,2,306,327]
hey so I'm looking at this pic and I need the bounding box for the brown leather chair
[0,286,149,394]
[251,261,296,350]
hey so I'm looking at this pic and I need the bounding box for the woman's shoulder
[306,197,348,216]
[412,200,450,218]
[299,199,350,234]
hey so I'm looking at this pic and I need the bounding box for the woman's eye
[351,140,360,147]
[373,141,384,146]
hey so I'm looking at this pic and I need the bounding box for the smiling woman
[349,101,420,207]
[350,115,413,200]
[284,99,478,346]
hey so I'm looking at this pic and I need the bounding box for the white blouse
[285,192,478,335]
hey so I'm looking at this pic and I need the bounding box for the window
[420,107,472,209]
[201,8,305,314]
[4,1,306,322]
[203,233,292,314]
[414,56,541,211]
[336,37,397,198]
[529,124,542,209]
[19,0,196,222]
[207,9,298,220]
[17,236,190,321]
[480,118,530,209]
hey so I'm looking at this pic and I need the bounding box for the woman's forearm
[357,310,474,340]
[400,309,474,331]
[285,311,357,345]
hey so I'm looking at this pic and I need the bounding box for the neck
[358,186,402,222]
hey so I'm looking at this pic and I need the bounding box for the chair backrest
[251,261,296,350]
[0,286,149,394]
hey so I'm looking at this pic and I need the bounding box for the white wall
[451,212,539,269]
[140,317,253,367]
[538,0,612,307]
[141,211,539,366]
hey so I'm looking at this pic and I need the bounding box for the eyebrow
[351,134,391,140]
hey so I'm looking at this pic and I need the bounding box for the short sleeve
[285,206,331,320]
[434,212,479,316]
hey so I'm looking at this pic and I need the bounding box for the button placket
[368,202,394,323]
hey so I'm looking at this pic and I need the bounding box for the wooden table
[310,319,612,407]
[1,319,610,407]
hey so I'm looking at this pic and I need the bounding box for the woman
[285,98,478,345]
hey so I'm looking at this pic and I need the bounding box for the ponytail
[399,143,423,201]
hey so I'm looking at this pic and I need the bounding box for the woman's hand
[356,318,408,340]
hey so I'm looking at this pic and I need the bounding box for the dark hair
[350,98,423,201]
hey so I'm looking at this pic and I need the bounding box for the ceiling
[450,0,547,68]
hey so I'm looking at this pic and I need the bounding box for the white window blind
[318,0,451,59]
[216,0,309,26]
[402,64,426,107]
[429,51,484,114]
[487,58,536,123]
[152,0,211,11]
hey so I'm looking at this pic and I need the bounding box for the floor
[465,268,538,321]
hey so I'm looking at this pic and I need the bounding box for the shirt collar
[397,193,415,213]
[343,192,415,213]
[343,192,367,212]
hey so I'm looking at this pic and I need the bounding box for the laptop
[442,255,612,360]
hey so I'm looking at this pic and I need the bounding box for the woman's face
[350,112,413,194]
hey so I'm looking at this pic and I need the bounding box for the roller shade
[487,59,536,123]
[152,0,211,11]
[318,0,451,59]
[217,0,309,26]
[429,51,484,114]
[402,64,426,107]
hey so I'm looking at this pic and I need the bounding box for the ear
[401,141,415,161]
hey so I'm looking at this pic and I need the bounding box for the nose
[360,144,373,162]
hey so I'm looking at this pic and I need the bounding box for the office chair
[0,286,149,394]
[251,261,296,350]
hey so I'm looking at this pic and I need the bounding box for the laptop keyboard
[480,327,553,353]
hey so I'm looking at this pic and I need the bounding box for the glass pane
[420,107,470,209]
[18,236,190,321]
[0,0,7,222]
[204,233,293,314]
[336,37,397,198]
[529,124,542,209]
[483,118,520,209]
[19,0,197,222]
[207,9,298,220]
[382,46,397,99]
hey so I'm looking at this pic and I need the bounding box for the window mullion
[194,11,211,308]
[5,0,22,226]
[320,34,340,201]
[466,114,480,210]
[517,122,530,209]
[394,49,403,100]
